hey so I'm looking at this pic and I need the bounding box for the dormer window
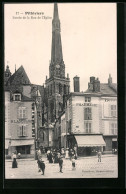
[13,94,21,101]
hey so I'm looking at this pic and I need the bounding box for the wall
[5,91,11,139]
[101,97,117,135]
[70,95,101,134]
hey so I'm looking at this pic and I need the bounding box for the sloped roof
[7,65,31,86]
[84,83,117,96]
[22,95,34,102]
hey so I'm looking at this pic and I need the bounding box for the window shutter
[23,126,27,136]
[17,109,20,118]
[17,127,20,136]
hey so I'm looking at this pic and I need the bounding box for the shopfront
[10,138,35,157]
[74,134,106,156]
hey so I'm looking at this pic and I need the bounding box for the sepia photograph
[4,2,117,179]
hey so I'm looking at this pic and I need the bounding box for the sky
[4,3,117,92]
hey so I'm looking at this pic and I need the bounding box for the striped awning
[75,135,106,147]
[10,139,34,146]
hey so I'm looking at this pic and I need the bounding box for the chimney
[90,76,95,83]
[73,75,80,92]
[108,74,112,86]
[93,77,100,92]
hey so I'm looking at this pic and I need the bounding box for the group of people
[46,148,64,173]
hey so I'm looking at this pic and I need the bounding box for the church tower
[45,3,70,123]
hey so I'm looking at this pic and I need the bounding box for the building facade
[60,75,117,156]
[4,65,43,158]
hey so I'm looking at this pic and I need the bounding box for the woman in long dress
[12,151,18,168]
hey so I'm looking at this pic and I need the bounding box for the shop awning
[10,139,34,146]
[75,135,106,147]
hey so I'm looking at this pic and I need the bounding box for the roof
[84,83,117,96]
[6,65,31,86]
[22,95,34,102]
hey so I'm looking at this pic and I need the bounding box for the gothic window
[50,84,52,95]
[64,85,66,94]
[48,86,49,97]
[59,83,62,94]
[84,107,92,120]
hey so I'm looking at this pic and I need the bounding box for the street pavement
[5,154,118,179]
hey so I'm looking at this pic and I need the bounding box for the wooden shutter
[17,127,20,136]
[23,126,27,136]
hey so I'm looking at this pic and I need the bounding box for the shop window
[85,97,91,102]
[85,122,92,133]
[18,107,27,119]
[18,126,27,137]
[16,145,30,154]
[110,105,117,117]
[84,107,92,120]
[110,123,117,135]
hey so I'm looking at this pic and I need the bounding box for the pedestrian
[48,151,53,163]
[74,146,77,159]
[61,148,65,157]
[58,156,63,173]
[39,158,45,175]
[12,151,18,168]
[97,150,102,162]
[71,156,76,170]
[47,149,50,160]
[65,148,69,159]
[18,152,21,159]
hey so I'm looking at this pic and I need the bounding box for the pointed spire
[53,3,59,20]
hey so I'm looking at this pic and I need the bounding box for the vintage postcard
[4,2,117,179]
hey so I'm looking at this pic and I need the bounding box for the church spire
[50,3,65,78]
[53,3,59,20]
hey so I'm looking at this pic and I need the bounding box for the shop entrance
[85,147,92,156]
[112,141,117,150]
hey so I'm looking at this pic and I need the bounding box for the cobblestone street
[5,154,118,178]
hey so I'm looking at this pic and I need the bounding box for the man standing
[97,150,102,162]
[58,156,63,173]
[39,159,45,175]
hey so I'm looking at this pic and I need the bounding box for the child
[71,156,76,170]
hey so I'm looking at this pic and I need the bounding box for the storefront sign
[76,103,97,107]
[11,119,32,124]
